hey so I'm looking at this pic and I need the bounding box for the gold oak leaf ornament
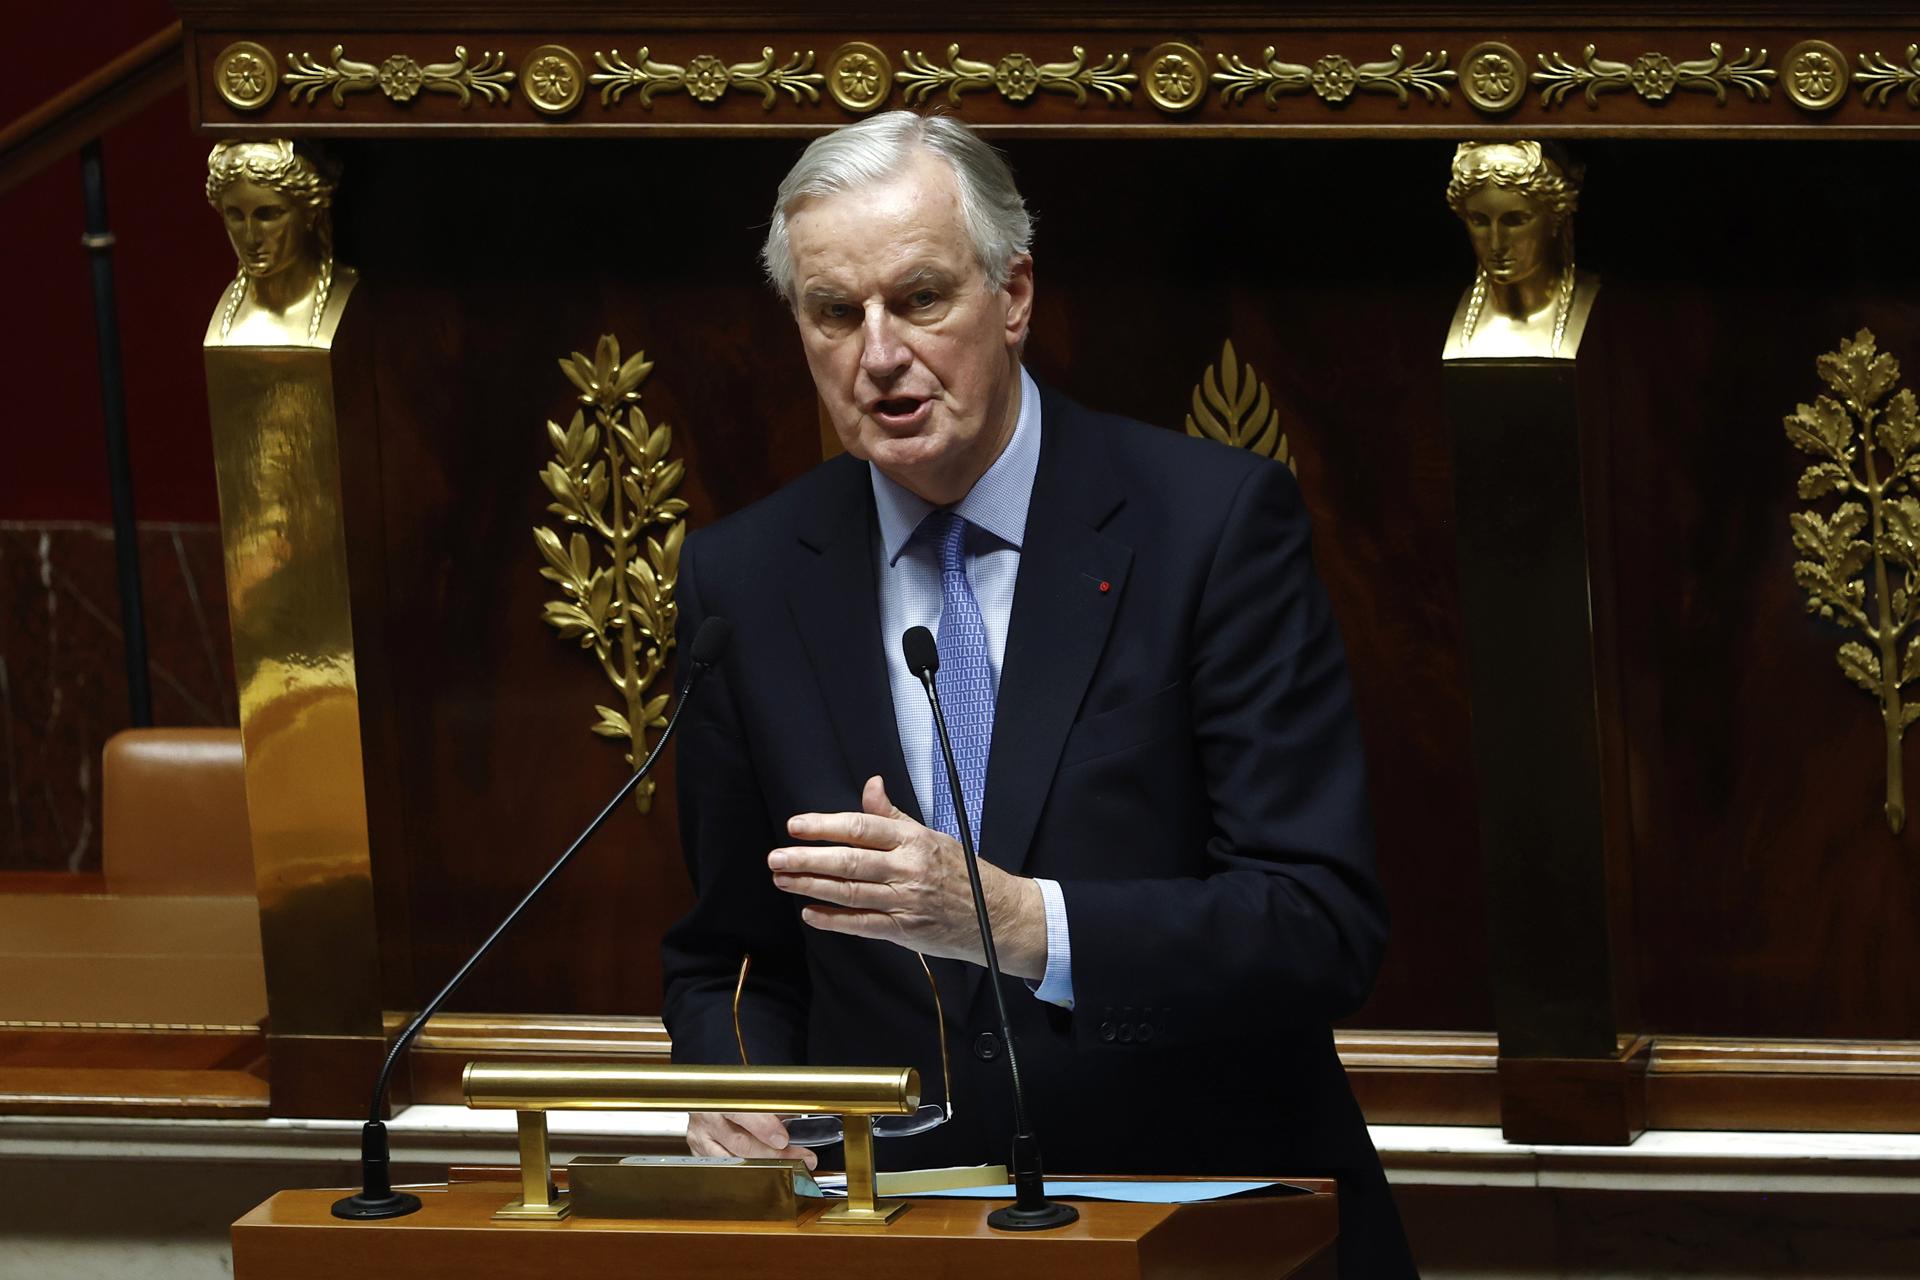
[534,335,688,811]
[1785,329,1920,833]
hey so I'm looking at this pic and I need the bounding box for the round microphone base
[331,1190,423,1220]
[987,1199,1080,1231]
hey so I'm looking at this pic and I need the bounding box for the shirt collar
[872,365,1041,566]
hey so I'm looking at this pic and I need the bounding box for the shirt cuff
[1027,878,1074,1009]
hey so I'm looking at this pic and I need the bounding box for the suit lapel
[786,459,921,825]
[961,385,1132,1012]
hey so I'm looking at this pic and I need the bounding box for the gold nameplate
[568,1155,806,1221]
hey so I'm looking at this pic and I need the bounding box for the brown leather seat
[101,728,254,895]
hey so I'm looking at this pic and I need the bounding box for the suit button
[1118,1023,1134,1043]
[1098,1021,1116,1042]
[972,1032,999,1061]
[1137,1022,1155,1043]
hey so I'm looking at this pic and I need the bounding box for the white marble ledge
[5,1114,1919,1195]
[1375,1125,1920,1194]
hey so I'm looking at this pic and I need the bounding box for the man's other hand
[684,1111,820,1169]
[770,775,1047,978]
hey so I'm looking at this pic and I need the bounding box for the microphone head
[690,616,733,669]
[902,626,939,679]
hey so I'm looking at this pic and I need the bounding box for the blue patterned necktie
[922,510,994,848]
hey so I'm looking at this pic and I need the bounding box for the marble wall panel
[0,522,236,873]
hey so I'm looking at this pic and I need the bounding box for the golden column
[203,140,389,1116]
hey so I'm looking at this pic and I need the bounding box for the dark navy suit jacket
[663,381,1415,1277]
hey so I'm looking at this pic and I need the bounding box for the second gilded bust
[1442,140,1598,361]
[204,139,358,348]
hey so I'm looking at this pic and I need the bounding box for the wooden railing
[0,22,182,196]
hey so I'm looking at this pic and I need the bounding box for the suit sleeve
[660,532,811,1066]
[1056,458,1387,1045]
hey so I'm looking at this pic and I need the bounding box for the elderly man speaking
[660,111,1415,1277]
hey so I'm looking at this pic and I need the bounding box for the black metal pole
[80,139,152,727]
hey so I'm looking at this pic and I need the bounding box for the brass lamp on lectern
[464,1061,923,1225]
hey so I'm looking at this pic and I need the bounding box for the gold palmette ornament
[1185,339,1294,474]
[534,336,688,812]
[1785,329,1920,834]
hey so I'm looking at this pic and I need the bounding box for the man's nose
[859,307,910,380]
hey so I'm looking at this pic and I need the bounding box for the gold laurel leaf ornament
[534,335,688,812]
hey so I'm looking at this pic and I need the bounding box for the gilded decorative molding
[589,47,823,109]
[1213,45,1455,107]
[1784,329,1920,834]
[1782,40,1849,112]
[1143,42,1208,113]
[826,41,893,113]
[1531,43,1774,107]
[535,336,687,813]
[1858,45,1920,108]
[521,44,585,115]
[214,41,278,112]
[1459,41,1526,114]
[1185,340,1294,475]
[898,44,1136,106]
[284,44,515,107]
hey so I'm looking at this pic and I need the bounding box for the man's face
[785,151,1034,506]
[1460,184,1555,287]
[219,179,310,280]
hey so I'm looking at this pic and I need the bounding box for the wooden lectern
[232,1176,1336,1279]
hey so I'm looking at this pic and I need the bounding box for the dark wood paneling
[1582,141,1920,1040]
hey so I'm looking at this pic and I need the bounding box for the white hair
[761,111,1033,305]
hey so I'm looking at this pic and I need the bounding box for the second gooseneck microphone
[902,625,1077,1232]
[331,616,733,1221]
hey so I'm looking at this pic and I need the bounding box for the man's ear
[1002,255,1035,348]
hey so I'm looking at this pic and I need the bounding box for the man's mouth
[872,397,932,428]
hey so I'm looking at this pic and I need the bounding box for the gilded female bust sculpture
[1442,140,1598,360]
[203,140,357,347]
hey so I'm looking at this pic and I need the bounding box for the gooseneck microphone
[902,625,1078,1232]
[332,616,734,1220]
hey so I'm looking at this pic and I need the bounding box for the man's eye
[909,290,939,308]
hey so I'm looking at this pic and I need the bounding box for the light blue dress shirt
[870,366,1074,1008]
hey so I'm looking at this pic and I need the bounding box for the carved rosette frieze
[898,44,1137,106]
[200,33,1920,119]
[1213,44,1454,107]
[214,41,278,112]
[284,44,515,107]
[521,44,585,115]
[1459,41,1526,113]
[1783,40,1849,112]
[1143,42,1207,113]
[1858,45,1920,108]
[826,42,893,113]
[1532,43,1774,108]
[589,46,823,109]
[535,336,687,814]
